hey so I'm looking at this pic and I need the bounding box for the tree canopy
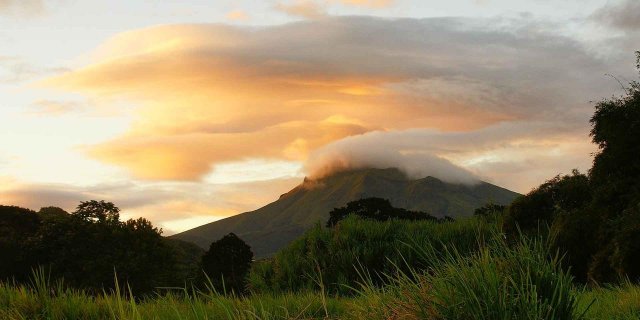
[326,197,440,227]
[200,233,253,294]
[0,201,203,295]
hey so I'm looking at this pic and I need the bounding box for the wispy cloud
[0,56,68,84]
[26,99,82,116]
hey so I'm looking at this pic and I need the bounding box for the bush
[503,170,591,236]
[248,216,495,294]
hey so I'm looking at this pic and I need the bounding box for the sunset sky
[1,0,638,234]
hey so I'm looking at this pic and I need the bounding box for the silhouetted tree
[503,170,592,235]
[326,197,438,227]
[0,206,41,281]
[473,203,506,221]
[73,200,120,224]
[200,233,253,294]
[585,51,640,282]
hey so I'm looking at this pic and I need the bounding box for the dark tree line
[326,197,448,227]
[0,201,203,295]
[503,52,640,283]
[0,200,255,296]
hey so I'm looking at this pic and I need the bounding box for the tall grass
[576,281,640,320]
[345,231,583,319]
[0,279,350,319]
[248,216,495,294]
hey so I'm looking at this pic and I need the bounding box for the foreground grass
[3,282,640,320]
[0,281,354,320]
[3,221,640,320]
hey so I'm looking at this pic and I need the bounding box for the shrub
[248,216,494,294]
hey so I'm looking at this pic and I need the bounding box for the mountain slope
[172,168,520,257]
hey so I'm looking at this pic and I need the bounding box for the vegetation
[326,197,441,227]
[1,228,640,319]
[503,52,640,284]
[200,233,254,295]
[249,215,490,294]
[0,202,203,296]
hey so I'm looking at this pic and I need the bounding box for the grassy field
[2,219,640,320]
[2,282,639,319]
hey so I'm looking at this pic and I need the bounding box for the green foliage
[3,230,640,319]
[0,201,203,296]
[326,197,440,227]
[200,233,254,295]
[589,52,640,215]
[248,216,493,294]
[366,234,582,320]
[501,53,640,284]
[502,171,597,281]
[0,276,349,319]
[577,281,640,320]
[504,170,592,235]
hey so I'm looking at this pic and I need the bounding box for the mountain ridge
[171,168,520,257]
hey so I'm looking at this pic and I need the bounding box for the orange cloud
[336,0,393,8]
[275,1,326,19]
[86,119,370,180]
[41,17,618,183]
[225,10,249,21]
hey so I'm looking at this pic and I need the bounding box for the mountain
[171,168,520,258]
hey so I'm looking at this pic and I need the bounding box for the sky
[0,0,638,234]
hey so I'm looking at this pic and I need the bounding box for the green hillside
[172,168,520,257]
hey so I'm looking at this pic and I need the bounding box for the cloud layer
[591,0,640,31]
[41,16,632,191]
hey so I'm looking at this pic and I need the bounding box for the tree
[584,51,640,282]
[326,197,438,227]
[200,233,253,294]
[473,203,506,221]
[73,200,120,224]
[0,200,200,295]
[589,53,640,214]
[38,206,68,217]
[0,206,41,281]
[503,170,592,235]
